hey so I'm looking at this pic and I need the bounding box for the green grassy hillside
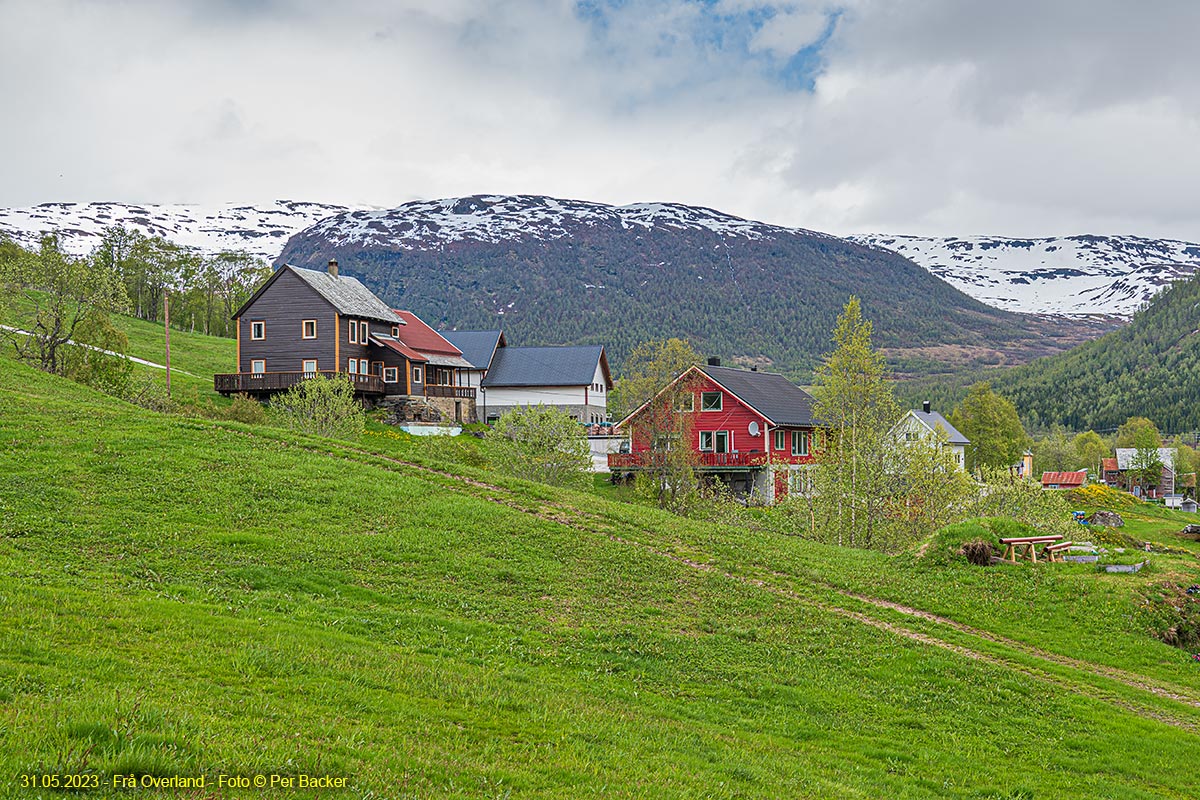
[2,354,1200,798]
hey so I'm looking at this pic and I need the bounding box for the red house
[1041,471,1087,490]
[609,360,820,502]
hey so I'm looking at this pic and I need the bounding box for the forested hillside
[904,273,1200,432]
[277,195,1108,378]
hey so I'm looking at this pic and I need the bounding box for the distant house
[440,329,612,424]
[1042,471,1087,490]
[216,260,478,421]
[610,360,820,503]
[1102,448,1176,498]
[893,402,969,471]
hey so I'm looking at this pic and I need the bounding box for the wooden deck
[424,384,476,399]
[608,451,771,471]
[214,371,386,396]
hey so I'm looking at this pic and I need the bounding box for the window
[788,468,814,496]
[302,319,317,339]
[302,360,317,375]
[714,430,730,453]
[701,392,722,411]
[371,361,383,377]
[349,321,357,344]
[359,358,369,374]
[412,366,422,384]
[348,359,358,374]
[383,367,398,383]
[791,430,810,457]
[391,325,400,337]
[699,431,714,451]
[250,320,265,340]
[360,322,369,343]
[774,430,785,451]
[674,393,694,412]
[250,359,265,375]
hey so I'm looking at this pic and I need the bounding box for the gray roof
[700,365,815,427]
[1115,448,1175,471]
[483,345,609,388]
[909,409,969,445]
[286,264,402,324]
[440,330,504,370]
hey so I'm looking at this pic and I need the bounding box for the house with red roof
[608,359,820,502]
[1041,470,1087,490]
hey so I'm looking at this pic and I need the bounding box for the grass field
[2,352,1200,798]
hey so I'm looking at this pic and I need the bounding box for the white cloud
[0,0,1197,241]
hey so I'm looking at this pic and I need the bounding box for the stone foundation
[377,394,477,425]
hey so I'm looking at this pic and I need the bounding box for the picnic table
[999,535,1064,563]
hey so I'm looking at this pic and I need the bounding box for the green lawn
[2,357,1200,798]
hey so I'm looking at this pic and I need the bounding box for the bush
[486,405,591,490]
[1066,483,1140,508]
[272,375,364,440]
[961,539,997,566]
[224,394,269,425]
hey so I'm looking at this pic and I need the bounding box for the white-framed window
[791,430,810,457]
[412,366,423,383]
[391,325,400,337]
[302,319,317,339]
[250,320,265,340]
[348,359,358,374]
[788,467,814,496]
[348,321,357,344]
[701,391,722,412]
[674,393,694,412]
[699,431,714,451]
[250,359,265,375]
[360,322,369,343]
[774,430,785,451]
[359,358,369,374]
[383,366,398,383]
[302,359,317,374]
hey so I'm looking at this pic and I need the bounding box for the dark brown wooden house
[215,260,475,419]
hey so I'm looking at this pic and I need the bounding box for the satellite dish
[748,421,761,436]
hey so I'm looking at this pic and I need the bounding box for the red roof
[1101,457,1118,472]
[371,335,427,362]
[1041,471,1086,486]
[392,310,464,356]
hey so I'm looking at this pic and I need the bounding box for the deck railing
[608,451,771,470]
[214,371,385,396]
[424,384,476,399]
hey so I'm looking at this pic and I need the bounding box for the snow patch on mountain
[0,200,364,262]
[850,234,1200,317]
[304,194,825,250]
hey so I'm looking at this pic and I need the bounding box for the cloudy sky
[2,0,1198,239]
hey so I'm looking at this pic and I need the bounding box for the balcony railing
[608,451,771,470]
[215,371,385,396]
[424,384,476,399]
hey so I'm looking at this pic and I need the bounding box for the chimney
[707,356,721,367]
[922,400,931,414]
[327,258,339,278]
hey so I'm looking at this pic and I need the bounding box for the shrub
[961,539,997,566]
[1066,483,1139,508]
[224,394,269,425]
[486,405,591,490]
[272,375,365,440]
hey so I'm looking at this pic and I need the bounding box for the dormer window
[391,325,400,337]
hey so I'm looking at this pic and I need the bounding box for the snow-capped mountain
[301,194,828,251]
[850,234,1200,317]
[0,200,363,263]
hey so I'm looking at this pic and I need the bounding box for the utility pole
[164,290,172,397]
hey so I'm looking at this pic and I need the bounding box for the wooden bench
[1044,541,1074,563]
[999,535,1063,563]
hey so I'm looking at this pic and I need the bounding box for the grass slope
[2,357,1200,798]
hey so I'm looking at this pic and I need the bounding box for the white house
[440,329,612,424]
[894,402,970,471]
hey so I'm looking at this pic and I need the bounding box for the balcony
[608,451,771,471]
[214,371,385,396]
[424,384,476,399]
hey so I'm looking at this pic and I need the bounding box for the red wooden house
[609,360,820,502]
